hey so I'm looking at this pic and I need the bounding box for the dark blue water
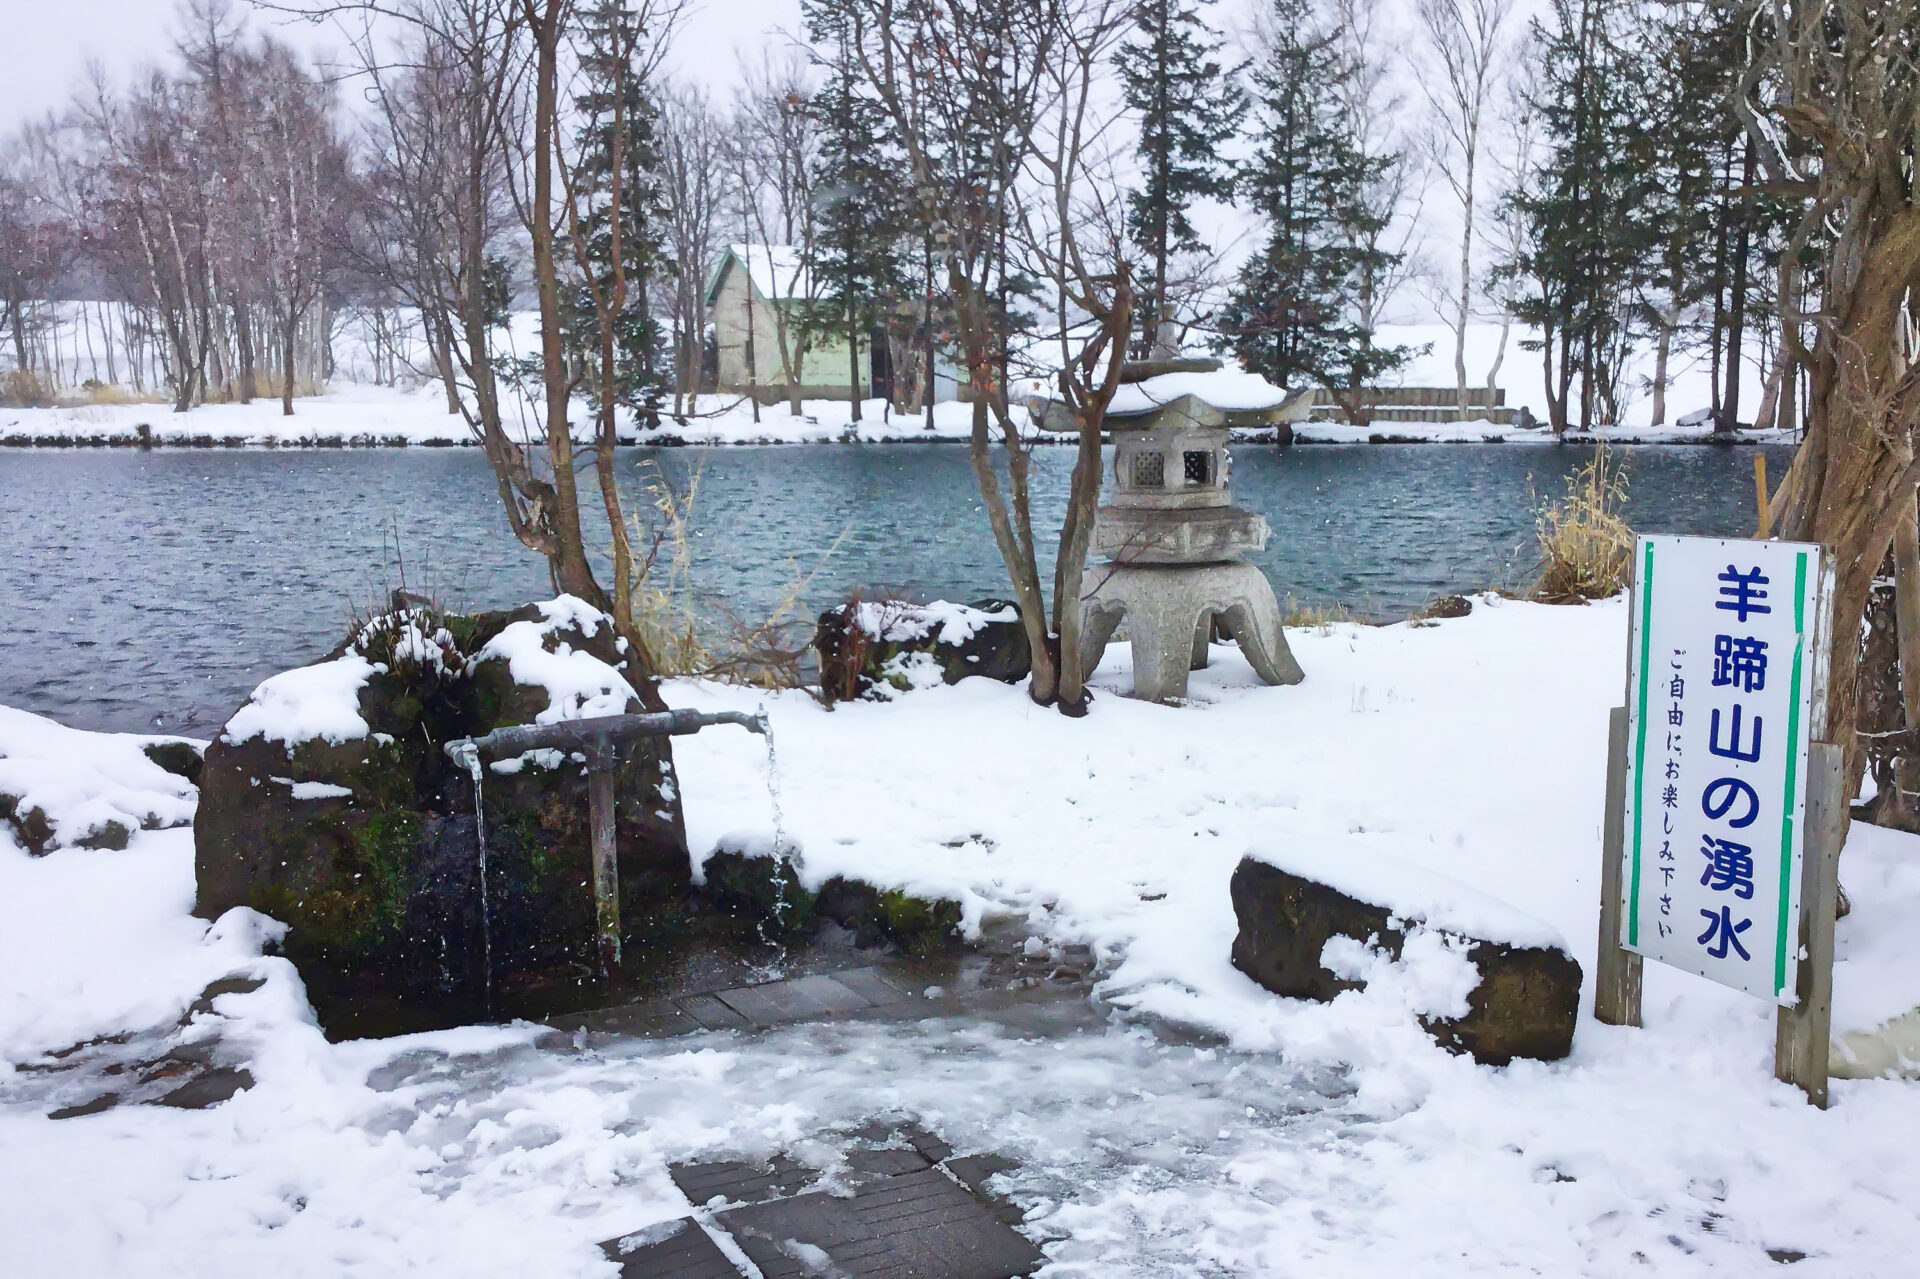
[0,443,1789,733]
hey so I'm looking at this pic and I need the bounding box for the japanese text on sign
[1623,536,1824,1003]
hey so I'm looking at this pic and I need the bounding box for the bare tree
[838,0,1136,713]
[655,82,724,411]
[1415,0,1513,419]
[729,52,821,417]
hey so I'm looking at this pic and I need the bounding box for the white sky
[0,0,806,134]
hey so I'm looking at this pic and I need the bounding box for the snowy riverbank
[0,382,1795,448]
[4,597,1918,1273]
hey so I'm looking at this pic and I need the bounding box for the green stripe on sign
[1629,540,1655,947]
[1775,551,1808,997]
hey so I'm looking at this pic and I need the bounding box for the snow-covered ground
[0,379,1790,449]
[4,598,1919,1274]
[1,316,1791,447]
[0,384,1009,447]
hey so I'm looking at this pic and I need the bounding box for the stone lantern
[1037,365,1307,702]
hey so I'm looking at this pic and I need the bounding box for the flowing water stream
[454,743,496,1018]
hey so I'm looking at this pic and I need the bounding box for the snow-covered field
[0,318,1791,448]
[0,379,1792,449]
[4,598,1919,1274]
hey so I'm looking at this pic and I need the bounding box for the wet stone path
[603,1123,1043,1278]
[559,929,1107,1276]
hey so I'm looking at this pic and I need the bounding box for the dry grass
[1279,595,1362,631]
[626,461,845,689]
[1532,446,1634,602]
[1,370,52,408]
[55,382,167,408]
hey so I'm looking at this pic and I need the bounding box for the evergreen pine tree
[1219,0,1409,403]
[564,0,668,418]
[802,1,908,423]
[1505,0,1653,430]
[1118,0,1243,357]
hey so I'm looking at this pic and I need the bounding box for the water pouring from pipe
[442,707,770,998]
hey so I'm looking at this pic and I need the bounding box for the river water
[1,442,1790,734]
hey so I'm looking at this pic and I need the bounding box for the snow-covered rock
[0,706,200,855]
[814,599,1030,702]
[193,597,687,1036]
[1229,847,1581,1064]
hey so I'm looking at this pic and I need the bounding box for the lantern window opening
[1132,451,1166,488]
[1182,450,1213,486]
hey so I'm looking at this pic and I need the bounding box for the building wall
[711,259,869,400]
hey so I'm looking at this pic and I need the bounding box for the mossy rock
[816,876,963,953]
[700,847,817,936]
[141,740,205,787]
[194,599,690,1038]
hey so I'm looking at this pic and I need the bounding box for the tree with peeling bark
[1736,0,1920,794]
[825,0,1136,715]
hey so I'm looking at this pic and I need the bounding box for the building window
[1132,452,1165,488]
[1183,450,1213,485]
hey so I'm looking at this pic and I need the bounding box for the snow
[715,244,813,302]
[850,599,1018,645]
[1828,821,1920,1040]
[221,652,379,749]
[0,705,198,854]
[4,598,1920,1273]
[282,779,354,801]
[0,312,1795,448]
[1245,840,1570,953]
[476,596,637,723]
[1105,370,1293,417]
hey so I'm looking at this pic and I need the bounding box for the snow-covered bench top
[1244,841,1570,955]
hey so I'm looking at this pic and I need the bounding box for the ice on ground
[476,596,637,723]
[221,651,379,749]
[4,598,1920,1274]
[1246,839,1571,952]
[0,705,199,854]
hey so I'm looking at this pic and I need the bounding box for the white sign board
[1622,535,1827,1003]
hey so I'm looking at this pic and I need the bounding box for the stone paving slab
[674,993,754,1032]
[713,972,878,1025]
[599,1217,740,1278]
[718,1165,1044,1278]
[669,1154,816,1208]
[831,965,919,1008]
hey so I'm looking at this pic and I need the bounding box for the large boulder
[815,599,1030,703]
[1229,847,1581,1065]
[194,596,689,1037]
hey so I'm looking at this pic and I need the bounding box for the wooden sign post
[1594,535,1841,1107]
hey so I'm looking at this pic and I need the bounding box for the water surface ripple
[0,442,1790,733]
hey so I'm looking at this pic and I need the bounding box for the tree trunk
[1778,208,1920,788]
[234,300,256,404]
[966,394,1057,704]
[1454,154,1475,421]
[527,5,603,608]
[282,312,297,416]
[848,312,862,421]
[1651,321,1671,427]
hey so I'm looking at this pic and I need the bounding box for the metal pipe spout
[442,707,767,768]
[440,706,769,981]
